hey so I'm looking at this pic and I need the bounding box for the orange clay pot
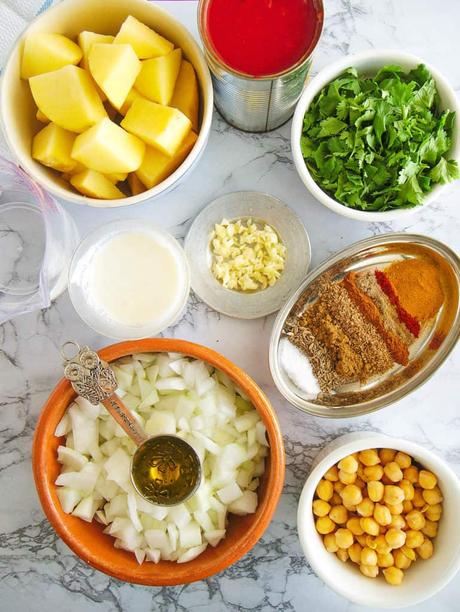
[33,338,285,586]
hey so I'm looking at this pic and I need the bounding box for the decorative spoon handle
[61,341,148,447]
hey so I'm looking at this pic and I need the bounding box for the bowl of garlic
[297,432,460,608]
[33,338,284,585]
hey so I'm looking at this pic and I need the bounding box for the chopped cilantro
[301,64,459,211]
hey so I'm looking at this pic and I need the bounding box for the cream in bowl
[291,50,460,222]
[298,432,460,608]
[68,219,190,338]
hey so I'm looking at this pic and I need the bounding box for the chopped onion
[54,353,268,563]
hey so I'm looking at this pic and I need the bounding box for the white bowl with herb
[291,50,460,221]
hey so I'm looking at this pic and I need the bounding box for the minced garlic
[210,217,286,292]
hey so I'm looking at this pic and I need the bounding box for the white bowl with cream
[68,220,190,338]
[298,432,460,608]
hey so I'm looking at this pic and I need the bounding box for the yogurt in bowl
[69,219,190,338]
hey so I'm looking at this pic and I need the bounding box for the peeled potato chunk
[89,43,141,109]
[21,33,82,79]
[119,88,144,116]
[78,31,114,69]
[36,109,50,123]
[121,97,191,156]
[134,48,181,105]
[71,117,145,174]
[136,130,197,189]
[70,169,124,199]
[170,60,199,131]
[32,122,78,173]
[114,15,173,59]
[29,65,106,133]
[106,172,128,183]
[128,172,146,195]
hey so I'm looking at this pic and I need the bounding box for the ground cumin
[385,259,444,322]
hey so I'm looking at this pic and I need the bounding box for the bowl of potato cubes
[0,0,213,207]
[297,432,460,608]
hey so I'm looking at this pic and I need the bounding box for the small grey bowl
[185,191,311,319]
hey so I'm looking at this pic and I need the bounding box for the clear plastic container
[0,156,79,324]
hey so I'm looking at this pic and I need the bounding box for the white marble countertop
[1,1,459,610]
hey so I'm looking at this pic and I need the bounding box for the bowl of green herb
[291,50,460,221]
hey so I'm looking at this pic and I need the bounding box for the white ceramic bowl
[291,50,460,222]
[0,0,213,208]
[298,432,460,608]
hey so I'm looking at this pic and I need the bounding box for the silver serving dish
[269,233,460,418]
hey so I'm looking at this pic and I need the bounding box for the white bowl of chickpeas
[297,432,460,608]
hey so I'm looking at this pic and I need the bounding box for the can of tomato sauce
[198,0,324,132]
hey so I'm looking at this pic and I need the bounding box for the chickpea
[419,470,437,490]
[425,503,442,522]
[379,448,396,465]
[394,451,412,469]
[346,517,364,536]
[384,485,405,506]
[375,535,392,555]
[316,517,336,534]
[358,449,380,467]
[402,500,413,514]
[330,492,342,505]
[316,479,334,501]
[348,542,362,564]
[356,498,375,518]
[356,534,368,547]
[416,537,434,560]
[394,549,412,569]
[400,479,415,501]
[388,502,404,516]
[340,484,363,506]
[421,520,438,538]
[405,530,424,548]
[403,465,419,484]
[339,469,357,485]
[400,546,416,561]
[389,514,406,531]
[360,517,380,536]
[374,503,392,526]
[363,465,384,482]
[323,533,339,553]
[334,481,345,494]
[377,552,394,568]
[338,455,359,474]
[313,499,331,517]
[335,528,354,549]
[324,465,339,482]
[384,461,403,483]
[360,564,379,578]
[355,477,366,490]
[368,480,384,502]
[361,546,378,566]
[336,548,349,562]
[405,510,426,531]
[329,505,348,525]
[385,528,406,549]
[366,535,380,550]
[383,566,404,586]
[422,487,443,505]
[412,489,426,509]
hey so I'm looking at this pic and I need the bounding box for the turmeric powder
[385,259,444,322]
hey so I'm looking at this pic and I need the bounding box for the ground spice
[296,282,393,382]
[343,272,410,366]
[385,259,444,321]
[375,270,421,338]
[355,271,415,347]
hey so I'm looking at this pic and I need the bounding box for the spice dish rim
[269,232,460,418]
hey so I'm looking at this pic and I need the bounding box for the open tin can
[198,0,324,132]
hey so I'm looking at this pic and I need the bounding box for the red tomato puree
[205,0,320,77]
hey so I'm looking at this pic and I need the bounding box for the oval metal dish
[269,233,460,418]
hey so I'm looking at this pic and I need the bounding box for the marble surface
[1,1,460,610]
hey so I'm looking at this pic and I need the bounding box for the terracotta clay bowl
[32,338,285,585]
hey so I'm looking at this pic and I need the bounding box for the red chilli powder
[375,270,421,338]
